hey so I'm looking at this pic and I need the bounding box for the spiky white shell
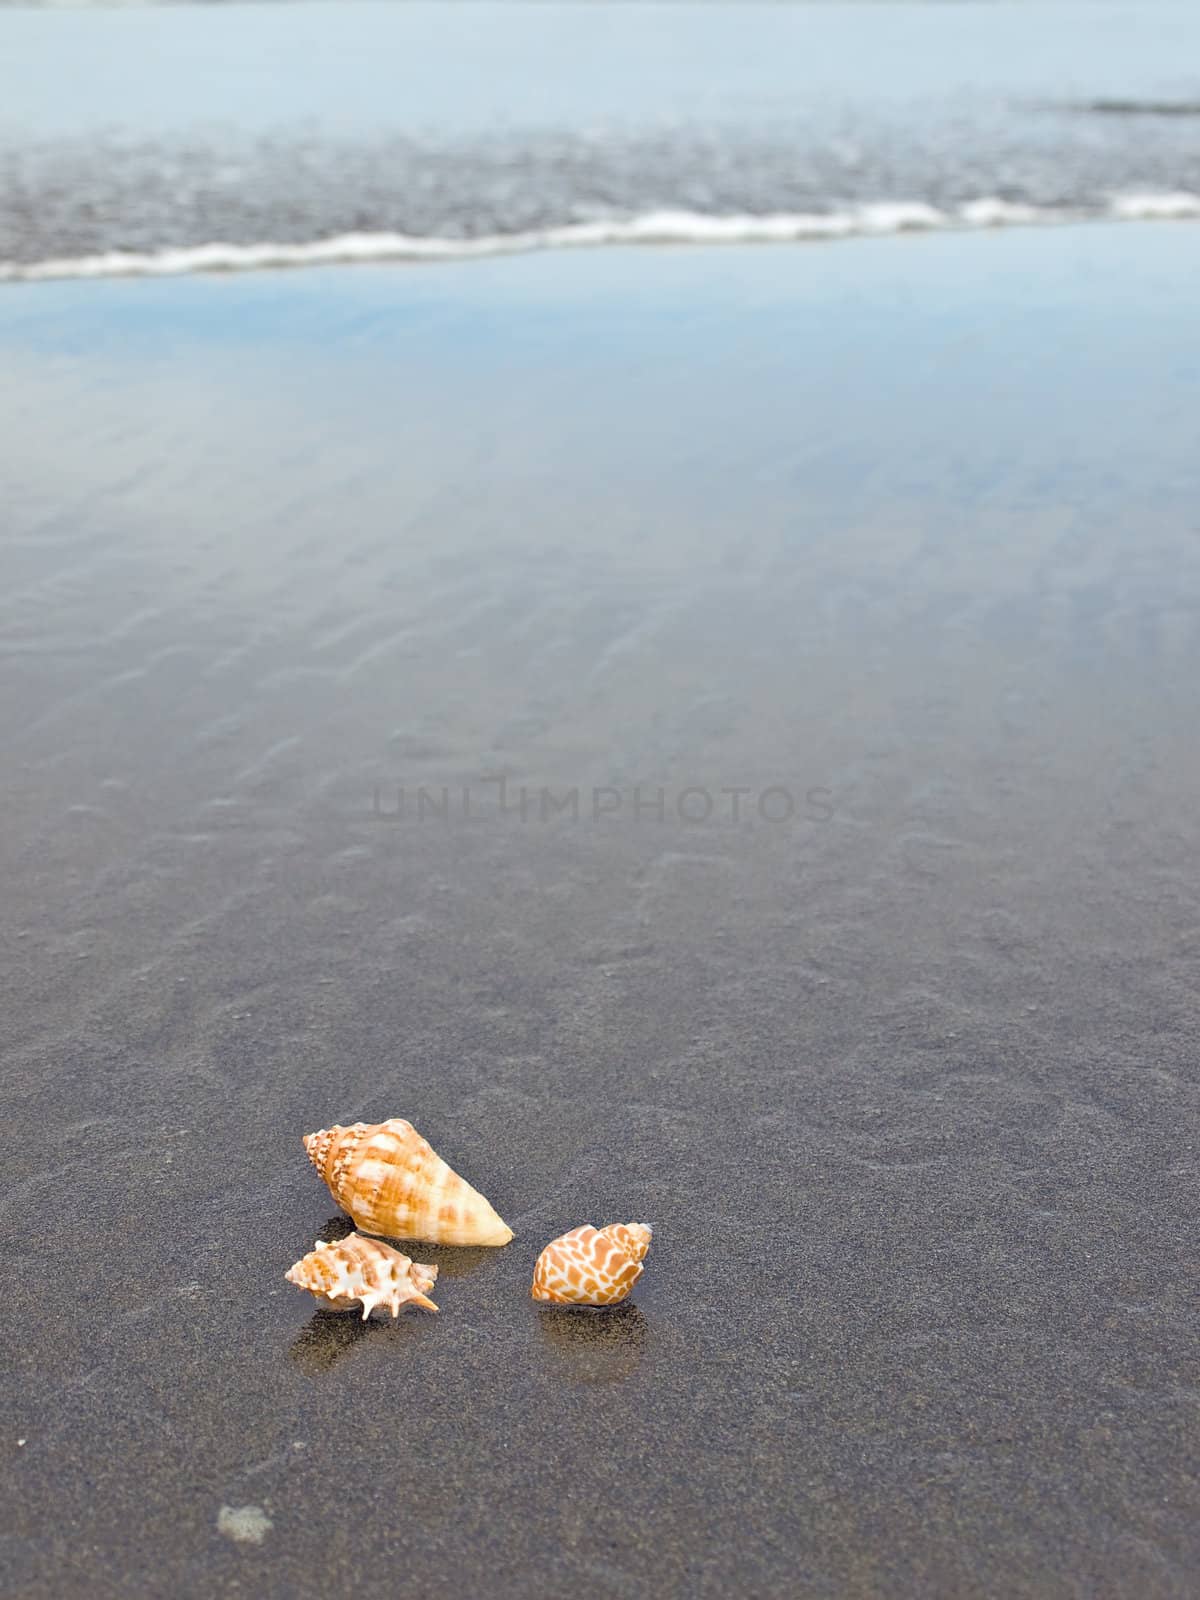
[303,1118,513,1247]
[285,1233,439,1318]
[531,1222,652,1306]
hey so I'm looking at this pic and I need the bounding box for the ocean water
[0,1,1198,278]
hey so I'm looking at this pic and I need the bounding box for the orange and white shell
[303,1118,514,1247]
[531,1222,652,1306]
[285,1233,439,1318]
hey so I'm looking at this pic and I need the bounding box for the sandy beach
[1,224,1198,1597]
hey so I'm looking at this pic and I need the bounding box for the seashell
[531,1222,652,1307]
[285,1232,439,1318]
[303,1118,514,1247]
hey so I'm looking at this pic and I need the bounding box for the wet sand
[1,225,1198,1598]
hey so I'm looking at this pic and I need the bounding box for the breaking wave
[3,193,1198,284]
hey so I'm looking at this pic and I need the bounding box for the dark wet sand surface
[1,226,1198,1598]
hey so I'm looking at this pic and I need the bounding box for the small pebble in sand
[217,1505,273,1545]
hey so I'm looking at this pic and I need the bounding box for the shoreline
[3,194,1200,284]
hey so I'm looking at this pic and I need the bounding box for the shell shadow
[535,1302,649,1386]
[308,1217,494,1280]
[412,1243,497,1280]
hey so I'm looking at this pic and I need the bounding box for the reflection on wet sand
[288,1302,440,1376]
[289,1309,375,1376]
[535,1303,648,1386]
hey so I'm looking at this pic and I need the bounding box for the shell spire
[531,1222,652,1306]
[285,1233,439,1318]
[301,1126,338,1182]
[302,1118,514,1247]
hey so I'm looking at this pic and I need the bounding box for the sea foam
[1,194,1196,284]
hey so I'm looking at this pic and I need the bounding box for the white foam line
[1108,190,1200,220]
[1,194,1196,284]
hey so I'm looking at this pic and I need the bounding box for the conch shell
[303,1118,513,1247]
[531,1222,652,1306]
[285,1232,439,1318]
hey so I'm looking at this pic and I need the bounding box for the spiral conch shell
[303,1118,514,1247]
[531,1222,652,1306]
[285,1233,439,1318]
